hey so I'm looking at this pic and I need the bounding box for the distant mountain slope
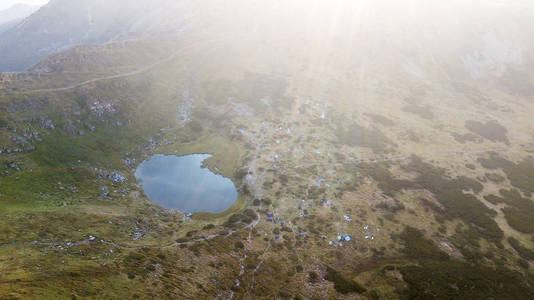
[0,0,297,72]
[0,19,19,34]
[0,3,39,25]
[0,0,206,72]
[1,0,534,76]
[0,0,157,71]
[0,3,39,34]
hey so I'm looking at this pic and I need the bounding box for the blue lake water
[135,154,238,213]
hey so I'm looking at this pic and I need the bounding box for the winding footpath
[5,35,239,94]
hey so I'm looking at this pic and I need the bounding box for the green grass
[159,135,243,179]
[0,167,98,211]
[30,127,144,169]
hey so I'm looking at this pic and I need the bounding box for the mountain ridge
[0,3,39,32]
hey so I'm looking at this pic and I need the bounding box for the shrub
[324,267,366,294]
[499,190,534,233]
[337,122,392,153]
[234,241,244,249]
[308,271,319,283]
[486,173,505,183]
[396,226,449,261]
[402,104,434,119]
[465,163,476,170]
[451,132,480,143]
[479,155,534,194]
[188,120,203,132]
[518,258,530,269]
[365,113,395,127]
[400,261,532,299]
[509,237,534,261]
[234,168,249,180]
[203,224,215,230]
[465,120,508,143]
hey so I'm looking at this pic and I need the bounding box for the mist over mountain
[1,0,533,77]
[0,3,39,24]
[0,0,224,71]
[0,3,39,34]
[0,19,18,35]
[0,0,169,71]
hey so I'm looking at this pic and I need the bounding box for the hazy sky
[0,0,49,10]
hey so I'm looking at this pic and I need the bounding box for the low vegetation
[397,227,534,299]
[508,237,534,261]
[361,157,502,245]
[479,155,534,193]
[402,104,434,119]
[324,266,366,294]
[451,132,481,143]
[337,122,392,153]
[365,113,395,127]
[465,120,509,143]
[497,189,534,233]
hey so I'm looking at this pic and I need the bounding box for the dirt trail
[7,35,240,94]
[10,53,180,94]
